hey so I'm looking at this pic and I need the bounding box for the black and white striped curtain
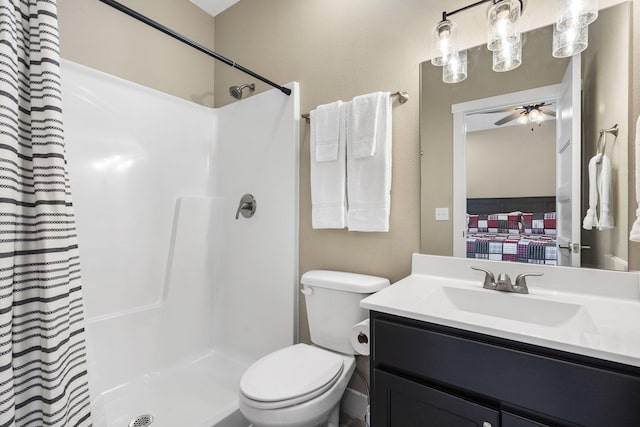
[0,0,92,425]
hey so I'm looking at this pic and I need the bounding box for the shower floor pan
[92,350,250,427]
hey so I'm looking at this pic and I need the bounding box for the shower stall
[61,60,299,427]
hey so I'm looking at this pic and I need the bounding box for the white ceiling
[189,0,239,17]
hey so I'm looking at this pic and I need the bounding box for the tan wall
[57,0,216,107]
[214,0,431,347]
[466,125,556,199]
[581,5,630,269]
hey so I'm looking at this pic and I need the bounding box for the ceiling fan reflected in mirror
[486,102,556,126]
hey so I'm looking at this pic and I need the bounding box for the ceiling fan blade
[539,108,556,117]
[477,107,519,114]
[494,112,522,126]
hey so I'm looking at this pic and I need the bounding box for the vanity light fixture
[487,0,522,72]
[552,0,598,58]
[432,0,598,82]
[431,19,457,66]
[443,50,468,83]
[556,0,598,31]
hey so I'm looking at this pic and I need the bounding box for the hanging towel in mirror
[310,103,347,229]
[582,153,613,231]
[346,92,392,232]
[631,115,640,242]
[313,100,343,162]
[348,92,383,159]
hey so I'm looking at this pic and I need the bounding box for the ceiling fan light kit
[431,0,598,83]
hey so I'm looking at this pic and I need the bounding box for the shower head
[229,83,255,100]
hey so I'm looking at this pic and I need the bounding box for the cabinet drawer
[373,316,640,426]
[502,412,550,427]
[373,369,499,427]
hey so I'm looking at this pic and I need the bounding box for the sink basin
[424,286,597,331]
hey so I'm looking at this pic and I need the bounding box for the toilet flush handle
[300,287,314,296]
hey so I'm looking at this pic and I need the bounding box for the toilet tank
[301,270,389,355]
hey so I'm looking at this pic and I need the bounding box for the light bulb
[492,37,522,72]
[431,20,457,66]
[443,50,467,83]
[518,114,529,125]
[529,109,543,123]
[553,23,588,57]
[487,0,521,52]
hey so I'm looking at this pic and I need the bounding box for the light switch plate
[435,207,449,221]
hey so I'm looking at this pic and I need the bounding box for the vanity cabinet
[370,311,640,427]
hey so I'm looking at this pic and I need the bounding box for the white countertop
[361,254,640,368]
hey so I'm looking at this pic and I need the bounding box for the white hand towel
[582,154,600,230]
[348,92,382,159]
[310,104,347,229]
[347,92,392,232]
[631,115,640,242]
[597,154,614,230]
[314,101,343,162]
[582,153,614,231]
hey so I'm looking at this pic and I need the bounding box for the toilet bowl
[239,343,355,427]
[238,270,389,427]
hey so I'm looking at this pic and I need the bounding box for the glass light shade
[443,50,467,83]
[431,20,457,66]
[492,38,522,72]
[556,0,598,31]
[518,114,529,125]
[529,109,544,123]
[552,24,588,58]
[487,0,521,52]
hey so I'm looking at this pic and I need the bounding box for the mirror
[420,2,630,271]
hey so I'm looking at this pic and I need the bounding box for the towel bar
[301,91,408,122]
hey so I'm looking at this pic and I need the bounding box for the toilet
[239,270,389,427]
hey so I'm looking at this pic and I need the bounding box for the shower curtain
[0,1,92,426]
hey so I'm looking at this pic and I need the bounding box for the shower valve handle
[235,194,256,220]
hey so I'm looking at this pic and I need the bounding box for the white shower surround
[61,60,299,427]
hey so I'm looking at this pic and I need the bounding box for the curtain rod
[97,0,291,96]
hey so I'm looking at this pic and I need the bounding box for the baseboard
[341,387,368,421]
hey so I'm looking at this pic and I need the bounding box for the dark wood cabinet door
[502,412,550,427]
[373,369,499,427]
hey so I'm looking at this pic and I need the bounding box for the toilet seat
[240,344,344,410]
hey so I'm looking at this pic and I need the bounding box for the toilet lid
[240,343,344,404]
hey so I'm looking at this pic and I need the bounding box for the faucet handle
[471,267,496,290]
[514,272,543,292]
[515,272,543,286]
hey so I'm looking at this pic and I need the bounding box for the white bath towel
[631,115,640,242]
[310,103,347,229]
[582,153,614,231]
[346,92,392,232]
[313,101,343,162]
[348,92,383,159]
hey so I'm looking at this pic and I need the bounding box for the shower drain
[128,414,154,427]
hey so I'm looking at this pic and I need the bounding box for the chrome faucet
[471,267,543,294]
